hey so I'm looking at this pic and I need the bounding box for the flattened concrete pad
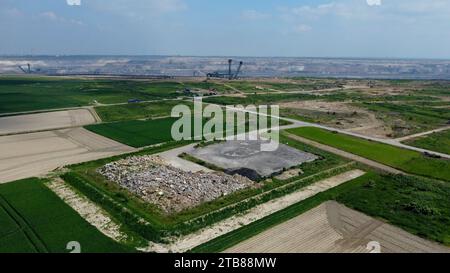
[188,140,318,177]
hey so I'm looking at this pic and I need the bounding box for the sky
[0,0,450,59]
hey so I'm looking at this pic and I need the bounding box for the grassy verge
[287,127,450,181]
[0,178,133,253]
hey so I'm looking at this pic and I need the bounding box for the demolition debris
[98,156,254,213]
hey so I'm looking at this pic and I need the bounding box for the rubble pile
[98,156,253,213]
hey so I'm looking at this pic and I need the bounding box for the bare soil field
[280,100,392,138]
[226,201,450,253]
[0,128,135,183]
[0,109,96,135]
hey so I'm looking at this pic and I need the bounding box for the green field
[86,117,177,148]
[403,130,450,155]
[95,100,192,122]
[287,127,450,181]
[0,178,132,253]
[192,172,450,252]
[203,93,317,105]
[0,77,186,113]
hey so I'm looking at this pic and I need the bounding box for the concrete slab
[188,140,318,178]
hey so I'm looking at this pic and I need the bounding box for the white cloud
[293,24,312,33]
[241,10,271,20]
[40,11,58,21]
[366,0,381,7]
[39,11,84,25]
[93,0,187,16]
[67,0,81,6]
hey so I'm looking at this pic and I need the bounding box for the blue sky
[1,0,450,58]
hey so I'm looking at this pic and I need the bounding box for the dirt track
[0,128,135,183]
[226,201,450,253]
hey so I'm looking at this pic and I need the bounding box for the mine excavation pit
[98,155,254,213]
[187,140,319,180]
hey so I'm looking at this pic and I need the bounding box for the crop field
[60,133,349,244]
[95,100,192,122]
[403,130,450,155]
[85,117,177,148]
[287,127,450,181]
[0,178,132,253]
[0,77,188,113]
[203,93,317,105]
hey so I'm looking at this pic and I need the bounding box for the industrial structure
[207,59,243,80]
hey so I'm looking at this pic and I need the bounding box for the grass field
[95,100,191,122]
[0,77,185,113]
[403,130,450,155]
[85,117,177,148]
[287,127,450,181]
[203,93,317,105]
[0,178,132,253]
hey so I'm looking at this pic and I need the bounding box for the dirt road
[395,125,450,142]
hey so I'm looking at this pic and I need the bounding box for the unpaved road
[396,125,450,142]
[156,144,213,173]
[0,109,97,136]
[226,201,450,253]
[0,128,135,183]
[144,169,365,253]
[283,132,403,175]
